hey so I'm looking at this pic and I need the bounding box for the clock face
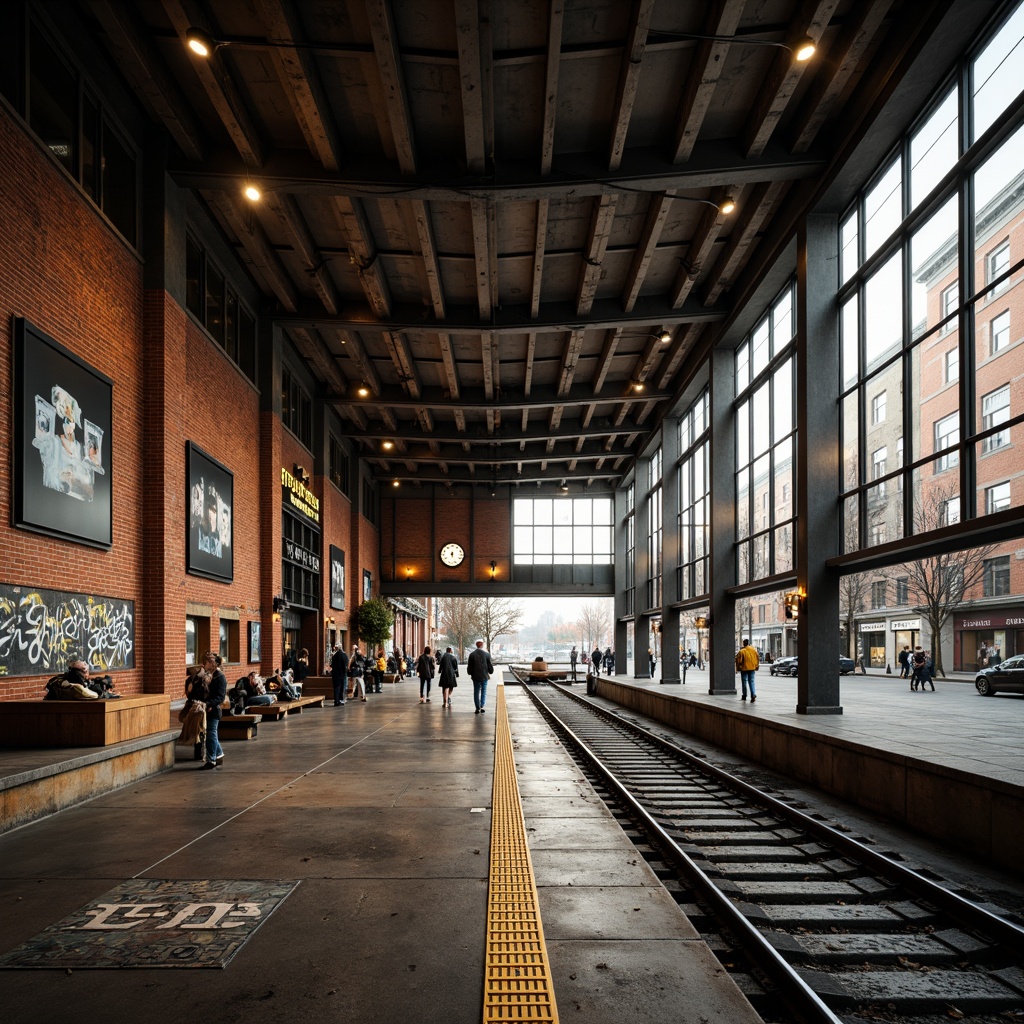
[439,542,465,567]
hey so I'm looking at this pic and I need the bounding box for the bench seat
[219,714,259,740]
[278,695,325,713]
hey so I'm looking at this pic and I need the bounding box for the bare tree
[436,596,484,661]
[576,600,611,651]
[478,596,524,655]
[886,483,995,677]
[839,570,871,662]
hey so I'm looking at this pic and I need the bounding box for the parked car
[769,656,855,677]
[975,655,1024,697]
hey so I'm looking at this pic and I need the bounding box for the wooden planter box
[0,695,171,748]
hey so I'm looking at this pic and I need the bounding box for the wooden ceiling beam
[669,191,731,308]
[333,196,393,318]
[576,195,618,316]
[622,191,674,313]
[87,0,205,161]
[741,0,842,159]
[203,191,298,310]
[670,0,747,164]
[161,0,263,166]
[348,420,645,445]
[540,0,565,175]
[365,0,418,174]
[531,200,549,317]
[410,200,446,319]
[266,192,340,314]
[608,0,657,170]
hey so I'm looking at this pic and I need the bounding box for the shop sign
[890,618,921,631]
[281,468,320,524]
[859,622,886,632]
[283,538,320,572]
[955,611,1024,629]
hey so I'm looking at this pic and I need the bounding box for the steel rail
[541,677,1024,953]
[513,673,845,1024]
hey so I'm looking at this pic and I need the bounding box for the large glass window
[513,498,613,565]
[981,385,1010,451]
[982,555,1011,596]
[735,285,796,584]
[282,365,313,448]
[677,391,709,601]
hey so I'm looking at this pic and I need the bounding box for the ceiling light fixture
[356,383,370,398]
[717,196,736,215]
[630,380,645,393]
[243,183,262,202]
[184,27,219,57]
[382,440,395,451]
[656,330,672,344]
[392,479,400,488]
[650,29,816,63]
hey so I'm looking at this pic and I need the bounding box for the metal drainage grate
[484,688,560,1023]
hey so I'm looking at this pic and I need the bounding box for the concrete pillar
[634,455,651,678]
[796,215,843,715]
[708,346,737,694]
[613,486,630,675]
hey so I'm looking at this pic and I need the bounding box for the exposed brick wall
[322,478,353,663]
[0,105,144,700]
[182,320,263,682]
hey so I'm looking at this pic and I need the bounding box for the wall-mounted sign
[283,538,320,573]
[280,467,320,523]
[890,618,921,631]
[859,622,886,632]
[955,612,1024,630]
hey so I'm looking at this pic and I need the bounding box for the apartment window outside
[990,310,1010,354]
[986,240,1010,297]
[940,496,961,525]
[981,385,1010,452]
[985,481,1011,514]
[895,577,910,604]
[871,580,887,607]
[870,523,886,546]
[940,282,959,332]
[871,392,887,425]
[513,498,614,565]
[983,555,1011,597]
[934,414,959,471]
[945,348,959,383]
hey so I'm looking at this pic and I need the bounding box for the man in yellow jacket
[735,639,760,703]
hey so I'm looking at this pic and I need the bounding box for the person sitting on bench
[241,670,277,707]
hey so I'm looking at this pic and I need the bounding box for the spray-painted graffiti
[0,584,134,676]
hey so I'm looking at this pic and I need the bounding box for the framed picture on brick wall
[13,318,113,548]
[186,442,234,583]
[248,620,261,663]
[329,545,345,610]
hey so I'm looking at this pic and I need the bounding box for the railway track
[510,674,1024,1024]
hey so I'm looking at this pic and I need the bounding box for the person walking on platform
[438,646,459,707]
[349,645,367,701]
[467,639,494,714]
[734,639,759,703]
[604,647,614,675]
[330,643,349,705]
[569,646,578,682]
[591,646,602,677]
[201,652,227,769]
[417,646,435,703]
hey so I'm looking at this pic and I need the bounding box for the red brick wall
[321,477,353,653]
[0,105,145,700]
[382,491,511,585]
[182,320,263,680]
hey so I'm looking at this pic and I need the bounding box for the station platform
[588,668,1024,872]
[0,680,760,1024]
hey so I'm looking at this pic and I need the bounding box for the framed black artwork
[13,318,113,548]
[248,621,261,663]
[329,545,345,610]
[363,569,372,602]
[186,442,234,582]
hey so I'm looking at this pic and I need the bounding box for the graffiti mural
[0,584,135,676]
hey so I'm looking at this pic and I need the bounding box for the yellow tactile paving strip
[483,688,560,1023]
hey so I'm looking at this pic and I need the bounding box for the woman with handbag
[348,645,367,701]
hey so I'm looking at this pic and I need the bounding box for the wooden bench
[0,695,171,747]
[219,713,259,740]
[277,694,325,714]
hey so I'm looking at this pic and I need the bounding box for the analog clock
[439,542,465,567]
